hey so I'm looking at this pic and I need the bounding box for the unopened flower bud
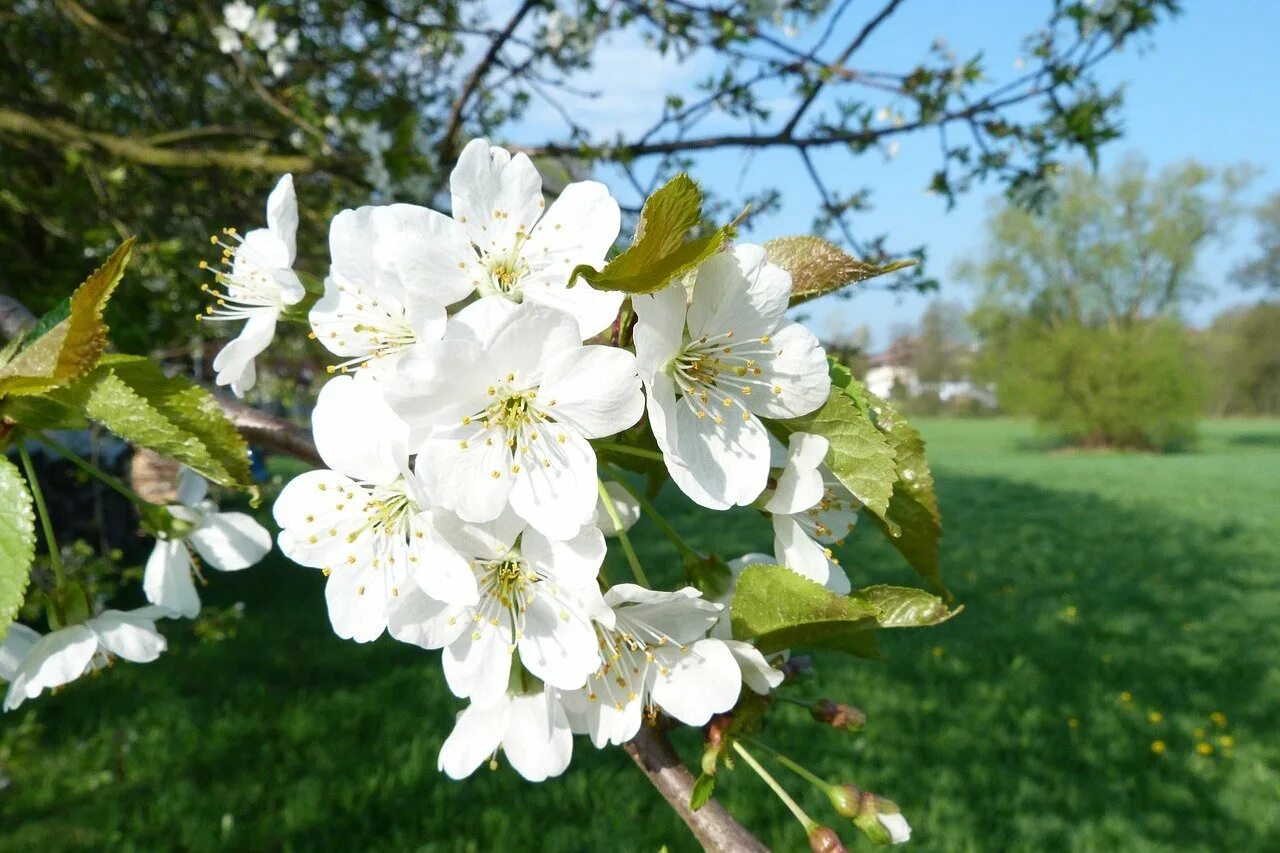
[828,783,864,818]
[851,795,912,845]
[811,699,866,732]
[808,825,848,853]
[701,713,734,775]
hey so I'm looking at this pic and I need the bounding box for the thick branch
[215,397,323,468]
[625,726,768,853]
[0,107,325,173]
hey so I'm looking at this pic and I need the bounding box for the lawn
[3,419,1279,852]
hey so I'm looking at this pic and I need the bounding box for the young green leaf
[0,237,136,398]
[690,773,716,811]
[853,384,947,598]
[51,355,252,489]
[730,564,958,658]
[567,173,735,295]
[0,455,37,641]
[768,387,899,522]
[763,235,917,306]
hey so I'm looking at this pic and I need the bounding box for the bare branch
[215,397,323,468]
[0,107,326,174]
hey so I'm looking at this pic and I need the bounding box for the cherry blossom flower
[438,688,574,782]
[390,301,643,539]
[222,1,254,33]
[310,203,476,379]
[762,432,856,594]
[562,584,743,747]
[445,138,625,339]
[144,469,272,618]
[2,607,169,711]
[203,174,303,397]
[387,507,610,704]
[633,244,830,510]
[274,376,472,641]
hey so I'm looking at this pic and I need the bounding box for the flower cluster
[204,138,856,783]
[213,1,300,77]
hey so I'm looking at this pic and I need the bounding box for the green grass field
[3,419,1279,851]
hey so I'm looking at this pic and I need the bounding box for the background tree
[1,0,1179,357]
[961,156,1243,449]
[1233,191,1280,292]
[1200,302,1280,416]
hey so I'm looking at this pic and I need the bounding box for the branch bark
[0,107,326,174]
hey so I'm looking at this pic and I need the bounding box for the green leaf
[730,564,958,658]
[690,773,716,811]
[768,383,899,522]
[0,237,135,398]
[567,174,736,295]
[51,355,252,489]
[763,235,917,307]
[854,385,948,598]
[0,455,37,641]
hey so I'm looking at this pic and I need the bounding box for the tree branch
[214,397,323,468]
[0,107,326,174]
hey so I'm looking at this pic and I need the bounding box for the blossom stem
[731,741,817,833]
[742,737,833,792]
[597,479,650,587]
[603,464,699,561]
[36,431,148,506]
[17,442,66,587]
[594,442,665,463]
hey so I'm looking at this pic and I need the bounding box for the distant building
[862,341,996,408]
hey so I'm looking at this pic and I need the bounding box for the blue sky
[518,1,1280,348]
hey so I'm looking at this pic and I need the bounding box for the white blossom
[562,585,743,747]
[387,507,611,704]
[389,300,644,539]
[880,811,913,844]
[443,138,625,339]
[633,244,829,510]
[222,1,254,33]
[2,607,169,711]
[205,174,303,397]
[246,16,278,50]
[144,469,272,618]
[274,376,472,641]
[310,203,476,379]
[438,689,574,782]
[212,25,241,54]
[763,432,856,594]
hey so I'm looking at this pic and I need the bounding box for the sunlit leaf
[0,455,36,641]
[763,235,916,306]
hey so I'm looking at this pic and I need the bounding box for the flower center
[322,282,418,375]
[196,227,286,324]
[455,374,570,480]
[667,329,782,425]
[479,245,530,301]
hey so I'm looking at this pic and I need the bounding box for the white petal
[686,246,785,341]
[87,610,167,663]
[0,623,40,681]
[368,204,479,306]
[143,539,201,619]
[432,506,526,561]
[327,207,380,296]
[4,626,96,710]
[520,524,606,589]
[537,345,644,439]
[723,639,783,694]
[764,432,829,514]
[266,174,298,264]
[519,180,624,338]
[483,301,581,386]
[773,514,851,594]
[632,285,687,382]
[501,692,573,781]
[443,622,513,704]
[386,587,466,649]
[406,514,479,606]
[879,812,913,844]
[517,593,602,691]
[324,562,401,642]
[438,700,508,780]
[443,296,519,344]
[509,426,597,540]
[272,470,368,568]
[176,468,209,507]
[417,430,514,525]
[188,511,272,572]
[606,584,720,644]
[666,393,771,510]
[312,375,408,483]
[450,138,544,256]
[212,311,277,396]
[594,481,640,536]
[234,228,292,279]
[649,638,741,726]
[746,320,830,419]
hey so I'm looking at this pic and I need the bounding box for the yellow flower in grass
[1195,742,1214,756]
[1120,691,1133,704]
[1068,718,1079,729]
[1194,727,1206,739]
[1210,711,1228,727]
[1147,711,1163,724]
[1151,740,1167,755]
[1218,735,1235,749]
